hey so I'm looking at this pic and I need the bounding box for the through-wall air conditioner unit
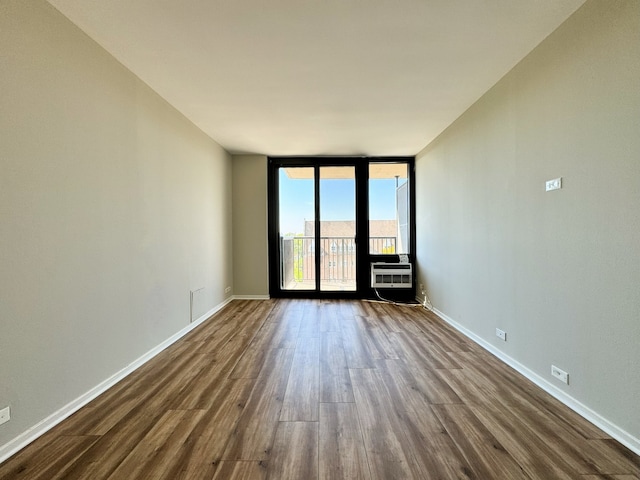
[371,262,412,289]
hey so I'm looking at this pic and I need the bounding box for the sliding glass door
[319,166,356,291]
[278,167,316,291]
[276,165,357,292]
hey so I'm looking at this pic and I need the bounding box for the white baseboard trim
[430,306,640,456]
[0,297,234,464]
[232,295,270,300]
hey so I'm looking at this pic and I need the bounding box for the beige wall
[232,155,269,297]
[416,0,640,445]
[0,0,233,448]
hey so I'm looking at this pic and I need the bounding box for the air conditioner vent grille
[371,263,412,289]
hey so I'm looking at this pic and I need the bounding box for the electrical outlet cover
[0,406,10,426]
[551,365,569,384]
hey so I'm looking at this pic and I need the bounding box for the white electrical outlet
[224,286,231,294]
[495,328,507,341]
[545,177,562,191]
[551,365,569,384]
[0,406,10,426]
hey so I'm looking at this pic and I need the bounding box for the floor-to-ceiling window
[268,157,415,299]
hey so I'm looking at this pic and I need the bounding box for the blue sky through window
[279,168,406,235]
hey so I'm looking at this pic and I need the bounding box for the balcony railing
[281,236,396,288]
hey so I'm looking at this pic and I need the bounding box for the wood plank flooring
[1,299,639,479]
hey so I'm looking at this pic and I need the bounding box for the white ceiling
[47,0,585,157]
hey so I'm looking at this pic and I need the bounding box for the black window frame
[267,156,416,300]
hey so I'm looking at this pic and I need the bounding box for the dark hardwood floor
[1,299,638,479]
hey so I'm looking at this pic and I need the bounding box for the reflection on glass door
[278,167,315,290]
[320,166,356,291]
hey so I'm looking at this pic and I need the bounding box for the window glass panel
[319,166,356,291]
[369,163,410,254]
[279,167,315,290]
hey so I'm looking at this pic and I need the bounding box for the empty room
[1,0,639,478]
